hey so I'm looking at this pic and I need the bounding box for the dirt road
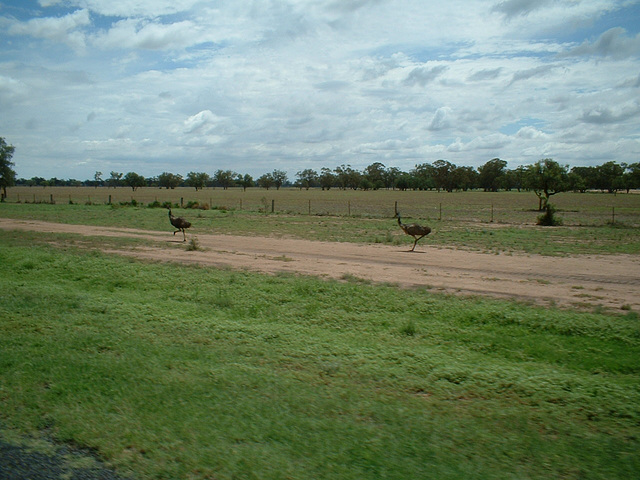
[2,218,639,311]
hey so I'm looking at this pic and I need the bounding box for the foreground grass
[2,202,640,255]
[0,231,638,479]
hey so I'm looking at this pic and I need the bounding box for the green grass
[2,201,640,255]
[1,230,639,479]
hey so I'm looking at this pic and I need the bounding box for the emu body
[168,208,191,241]
[396,213,431,251]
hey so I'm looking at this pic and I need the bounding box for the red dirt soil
[2,218,639,311]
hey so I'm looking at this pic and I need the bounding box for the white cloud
[1,0,639,179]
[566,27,640,59]
[8,9,90,50]
[92,19,200,50]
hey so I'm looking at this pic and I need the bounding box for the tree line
[2,137,639,205]
[13,159,640,195]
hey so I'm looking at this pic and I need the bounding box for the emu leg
[182,229,186,242]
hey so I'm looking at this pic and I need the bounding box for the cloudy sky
[1,0,639,181]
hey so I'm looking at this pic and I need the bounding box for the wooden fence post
[271,199,275,213]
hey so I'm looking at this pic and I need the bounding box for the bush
[537,203,562,226]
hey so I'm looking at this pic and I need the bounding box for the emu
[396,213,431,252]
[168,208,191,241]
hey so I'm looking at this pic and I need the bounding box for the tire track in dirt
[2,218,639,311]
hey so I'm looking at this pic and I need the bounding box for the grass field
[2,190,640,256]
[0,230,638,479]
[1,197,639,479]
[6,186,640,226]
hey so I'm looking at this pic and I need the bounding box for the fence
[4,186,640,227]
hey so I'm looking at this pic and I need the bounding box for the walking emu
[396,213,431,251]
[168,208,191,241]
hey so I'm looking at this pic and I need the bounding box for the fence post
[490,204,494,223]
[180,197,184,207]
[271,199,275,213]
[439,203,442,221]
[348,200,351,216]
[50,194,54,204]
[108,195,112,205]
[308,199,311,215]
[612,206,615,224]
[394,201,398,215]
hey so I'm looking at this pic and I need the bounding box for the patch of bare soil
[2,218,639,311]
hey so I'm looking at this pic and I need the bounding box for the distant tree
[158,172,182,189]
[364,162,386,189]
[186,171,210,191]
[272,169,288,190]
[257,173,274,190]
[107,171,123,188]
[478,158,507,192]
[296,169,318,190]
[93,171,103,188]
[570,166,597,191]
[318,167,335,190]
[385,166,402,189]
[595,161,624,193]
[453,166,478,191]
[523,159,570,211]
[412,163,436,190]
[625,162,640,192]
[236,173,254,191]
[0,137,16,201]
[395,173,416,191]
[334,164,360,190]
[213,170,236,190]
[432,159,457,192]
[123,172,146,191]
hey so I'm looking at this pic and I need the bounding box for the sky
[1,0,639,181]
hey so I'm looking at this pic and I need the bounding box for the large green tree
[124,172,146,191]
[478,158,507,192]
[186,171,210,191]
[0,137,16,201]
[524,158,570,211]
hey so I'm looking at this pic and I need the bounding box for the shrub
[537,203,562,226]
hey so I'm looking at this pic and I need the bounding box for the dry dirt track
[2,218,639,311]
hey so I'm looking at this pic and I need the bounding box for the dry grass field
[6,185,640,226]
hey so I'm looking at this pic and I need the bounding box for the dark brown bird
[168,208,191,241]
[396,213,431,251]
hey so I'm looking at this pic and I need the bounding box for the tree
[364,162,386,189]
[432,159,456,192]
[412,163,436,190]
[478,158,507,192]
[0,137,16,201]
[107,171,123,188]
[453,166,478,191]
[318,167,335,190]
[296,169,318,190]
[385,166,402,189]
[186,171,210,191]
[257,173,274,190]
[523,159,570,211]
[272,169,288,190]
[123,172,146,191]
[93,171,103,188]
[158,172,182,189]
[595,161,624,193]
[334,164,360,190]
[236,173,254,191]
[214,170,236,190]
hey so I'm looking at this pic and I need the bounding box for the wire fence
[5,186,640,227]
